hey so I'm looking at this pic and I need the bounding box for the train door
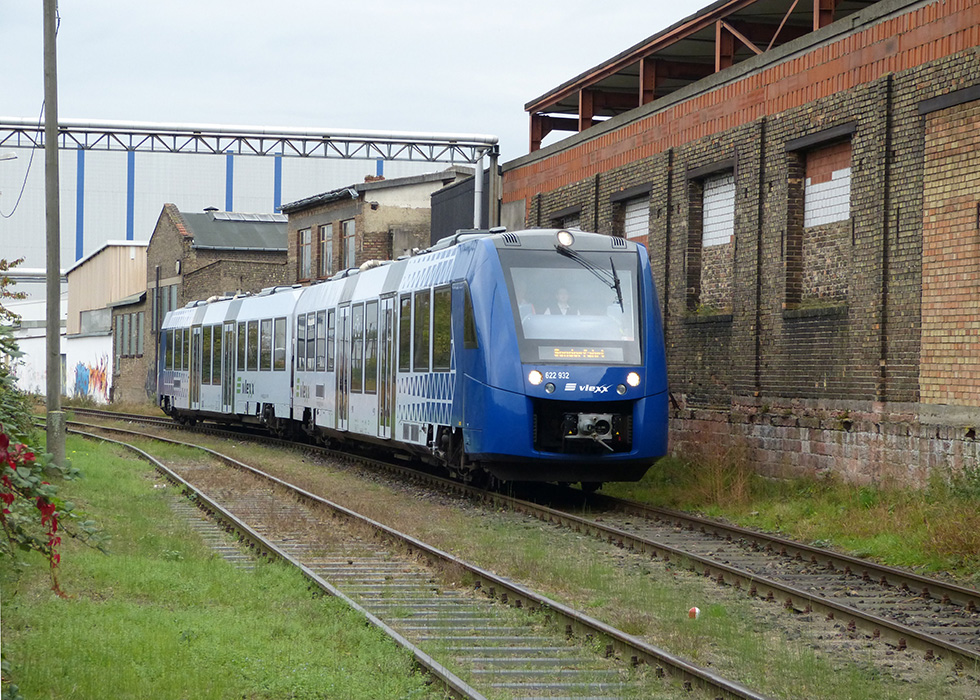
[190,326,202,409]
[221,322,235,412]
[378,296,395,439]
[336,305,351,431]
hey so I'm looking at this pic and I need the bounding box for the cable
[0,103,44,220]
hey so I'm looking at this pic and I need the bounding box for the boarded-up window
[623,197,649,241]
[702,172,735,247]
[804,141,851,227]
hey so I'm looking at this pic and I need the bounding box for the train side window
[202,326,213,385]
[212,324,222,385]
[182,328,190,371]
[260,319,273,371]
[164,330,173,370]
[433,286,451,371]
[247,320,259,371]
[351,303,364,393]
[315,310,326,371]
[274,317,286,371]
[327,309,336,371]
[399,294,411,372]
[364,300,378,393]
[413,289,431,373]
[296,315,306,371]
[305,312,316,371]
[462,283,478,350]
[237,322,246,371]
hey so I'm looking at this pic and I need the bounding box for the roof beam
[530,114,579,152]
[814,0,838,29]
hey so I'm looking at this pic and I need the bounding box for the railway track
[67,418,769,700]
[66,407,980,687]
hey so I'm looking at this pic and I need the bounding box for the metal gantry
[0,118,499,165]
[0,117,500,228]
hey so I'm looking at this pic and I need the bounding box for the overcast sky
[1,1,701,163]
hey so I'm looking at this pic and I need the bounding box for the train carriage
[159,228,669,487]
[160,287,302,430]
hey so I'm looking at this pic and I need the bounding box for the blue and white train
[158,228,669,487]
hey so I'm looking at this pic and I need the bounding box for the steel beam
[0,118,497,165]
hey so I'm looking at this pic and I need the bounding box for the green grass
[603,452,980,587]
[1,436,440,700]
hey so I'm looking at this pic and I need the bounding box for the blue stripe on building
[225,151,234,211]
[75,149,85,260]
[274,154,282,212]
[126,150,135,240]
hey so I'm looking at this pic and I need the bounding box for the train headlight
[557,230,575,247]
[626,372,641,387]
[528,370,543,385]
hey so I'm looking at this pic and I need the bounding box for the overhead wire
[0,103,44,220]
[2,5,61,220]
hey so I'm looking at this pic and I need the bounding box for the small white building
[6,271,66,397]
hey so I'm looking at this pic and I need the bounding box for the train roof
[429,228,640,254]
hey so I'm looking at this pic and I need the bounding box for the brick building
[281,169,471,285]
[112,203,288,403]
[501,0,980,484]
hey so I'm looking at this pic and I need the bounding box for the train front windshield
[500,248,642,365]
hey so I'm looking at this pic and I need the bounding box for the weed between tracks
[604,442,980,587]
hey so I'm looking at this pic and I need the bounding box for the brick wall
[285,197,435,284]
[286,201,361,283]
[500,0,980,484]
[921,99,980,406]
[118,204,287,405]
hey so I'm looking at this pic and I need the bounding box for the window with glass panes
[298,228,312,279]
[342,219,355,269]
[319,224,333,278]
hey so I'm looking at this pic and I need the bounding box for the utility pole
[44,0,65,466]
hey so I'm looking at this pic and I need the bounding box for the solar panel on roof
[212,211,286,223]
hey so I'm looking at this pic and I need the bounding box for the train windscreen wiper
[555,244,624,312]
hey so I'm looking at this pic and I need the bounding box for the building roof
[280,167,473,214]
[525,0,879,148]
[65,240,148,276]
[181,210,288,251]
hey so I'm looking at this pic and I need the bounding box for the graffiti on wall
[73,354,110,402]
